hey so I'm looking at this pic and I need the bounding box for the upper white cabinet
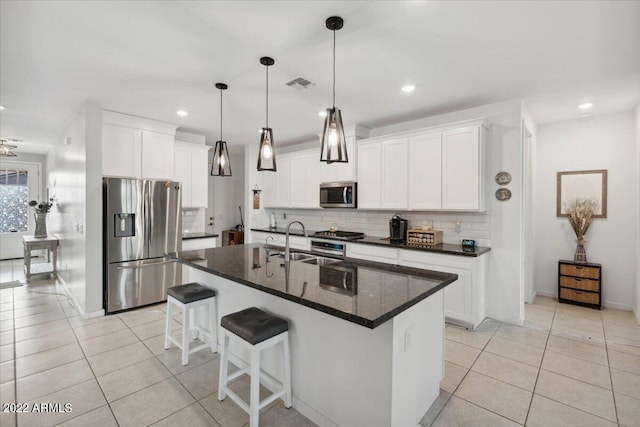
[102,124,142,178]
[265,150,320,209]
[142,130,175,180]
[356,142,382,209]
[174,142,209,208]
[320,138,356,183]
[357,120,486,212]
[102,111,178,180]
[408,132,442,210]
[441,126,482,210]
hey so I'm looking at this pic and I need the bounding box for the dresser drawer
[559,276,600,292]
[559,264,600,280]
[560,288,600,305]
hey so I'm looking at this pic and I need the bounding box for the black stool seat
[167,283,216,304]
[221,307,289,345]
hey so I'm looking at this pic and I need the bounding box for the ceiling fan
[0,138,21,157]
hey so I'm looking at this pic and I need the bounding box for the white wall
[47,101,103,316]
[534,112,638,310]
[635,102,640,321]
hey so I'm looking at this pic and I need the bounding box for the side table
[23,235,59,282]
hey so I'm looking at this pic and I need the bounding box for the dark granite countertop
[172,243,457,329]
[182,232,219,240]
[250,227,490,257]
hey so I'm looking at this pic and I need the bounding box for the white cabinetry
[356,120,486,212]
[442,126,483,210]
[346,243,398,264]
[320,138,356,183]
[408,132,442,210]
[102,124,141,178]
[142,131,175,180]
[265,150,320,209]
[397,249,486,329]
[102,111,178,180]
[356,142,382,209]
[174,142,210,208]
[251,231,308,250]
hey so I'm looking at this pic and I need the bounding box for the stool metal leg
[164,298,174,350]
[249,346,261,427]
[182,304,190,365]
[218,332,230,401]
[210,298,217,352]
[282,332,292,408]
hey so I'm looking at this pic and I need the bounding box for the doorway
[0,160,42,260]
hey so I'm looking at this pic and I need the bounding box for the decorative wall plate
[495,171,512,185]
[495,188,512,201]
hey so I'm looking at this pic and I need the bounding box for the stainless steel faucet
[285,220,307,263]
[265,235,275,261]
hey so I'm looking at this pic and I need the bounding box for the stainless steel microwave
[320,181,357,208]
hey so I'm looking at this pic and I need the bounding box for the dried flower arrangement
[28,199,54,214]
[563,198,598,263]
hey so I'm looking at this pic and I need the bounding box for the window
[0,169,29,233]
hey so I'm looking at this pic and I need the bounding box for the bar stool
[218,307,291,427]
[164,283,217,365]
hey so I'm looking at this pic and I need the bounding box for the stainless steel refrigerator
[103,178,182,313]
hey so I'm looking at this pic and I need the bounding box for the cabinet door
[276,156,291,207]
[289,154,307,207]
[141,130,175,180]
[102,124,141,178]
[356,142,382,209]
[381,138,408,209]
[320,138,355,183]
[305,152,321,208]
[409,133,442,210]
[443,270,472,325]
[442,126,481,210]
[189,147,209,208]
[174,145,192,207]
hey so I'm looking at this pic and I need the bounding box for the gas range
[312,230,365,241]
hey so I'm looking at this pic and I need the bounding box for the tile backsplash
[182,208,205,233]
[264,209,490,246]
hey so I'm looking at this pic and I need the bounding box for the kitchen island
[174,244,457,427]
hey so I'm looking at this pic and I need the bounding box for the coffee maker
[389,213,408,244]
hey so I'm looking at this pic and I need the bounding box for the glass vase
[34,212,48,238]
[574,237,587,263]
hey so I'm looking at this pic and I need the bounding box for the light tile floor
[1,259,639,426]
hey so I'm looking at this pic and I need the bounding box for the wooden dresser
[558,260,601,309]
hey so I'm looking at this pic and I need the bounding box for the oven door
[320,181,356,208]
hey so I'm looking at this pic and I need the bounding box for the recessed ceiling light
[0,105,5,110]
[318,111,327,117]
[401,85,416,93]
[176,110,189,117]
[578,103,593,110]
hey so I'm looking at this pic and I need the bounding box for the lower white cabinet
[346,242,398,264]
[397,249,486,329]
[251,231,308,251]
[182,237,217,251]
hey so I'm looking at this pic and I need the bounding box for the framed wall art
[557,169,607,218]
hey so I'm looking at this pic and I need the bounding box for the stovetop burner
[312,230,365,241]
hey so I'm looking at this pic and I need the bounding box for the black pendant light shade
[320,16,348,164]
[257,57,277,171]
[211,83,232,176]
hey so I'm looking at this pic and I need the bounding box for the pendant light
[257,56,276,171]
[211,83,232,176]
[320,16,348,164]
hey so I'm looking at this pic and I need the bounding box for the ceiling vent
[285,77,316,91]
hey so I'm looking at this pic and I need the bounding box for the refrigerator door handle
[116,259,176,270]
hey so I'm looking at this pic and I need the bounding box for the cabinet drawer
[559,288,600,305]
[559,264,600,280]
[559,276,600,292]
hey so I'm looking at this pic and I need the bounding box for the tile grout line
[523,300,555,427]
[602,315,620,426]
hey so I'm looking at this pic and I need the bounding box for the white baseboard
[57,275,104,319]
[535,289,555,298]
[634,306,640,324]
[602,301,634,311]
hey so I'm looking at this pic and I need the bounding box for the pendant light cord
[266,65,269,128]
[219,88,223,141]
[332,27,336,109]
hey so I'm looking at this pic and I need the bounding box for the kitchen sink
[300,257,342,266]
